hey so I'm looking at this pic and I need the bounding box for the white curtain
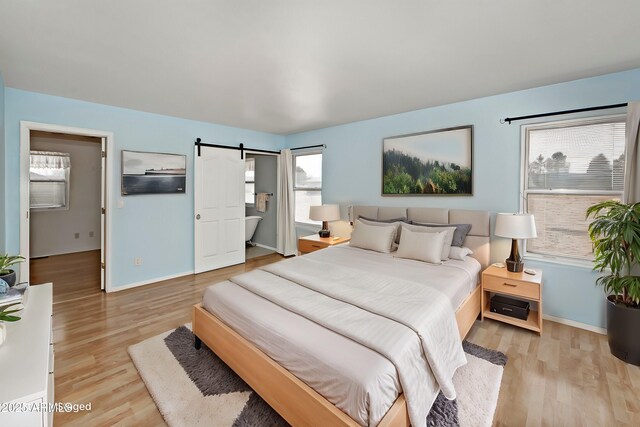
[623,101,640,203]
[30,151,71,178]
[277,149,297,256]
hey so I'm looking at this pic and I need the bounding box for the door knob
[196,214,201,220]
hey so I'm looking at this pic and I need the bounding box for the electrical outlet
[74,233,80,239]
[134,257,142,266]
[89,231,94,237]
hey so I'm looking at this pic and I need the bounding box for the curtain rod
[195,138,279,158]
[501,102,628,124]
[195,139,326,157]
[290,144,326,151]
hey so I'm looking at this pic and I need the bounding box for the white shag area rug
[129,325,505,427]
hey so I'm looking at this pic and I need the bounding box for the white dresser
[0,284,54,427]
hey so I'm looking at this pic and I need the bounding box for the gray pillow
[359,216,408,244]
[359,216,407,223]
[410,222,472,247]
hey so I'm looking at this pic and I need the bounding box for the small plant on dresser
[0,302,22,347]
[0,253,25,287]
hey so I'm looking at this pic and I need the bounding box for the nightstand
[298,234,350,254]
[481,265,543,334]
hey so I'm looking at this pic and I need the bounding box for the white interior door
[194,146,246,273]
[100,138,106,290]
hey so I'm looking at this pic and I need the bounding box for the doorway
[29,131,102,301]
[244,153,279,260]
[19,121,114,297]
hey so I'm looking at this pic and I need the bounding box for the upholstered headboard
[350,206,491,269]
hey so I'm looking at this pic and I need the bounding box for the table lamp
[495,213,537,272]
[309,205,340,238]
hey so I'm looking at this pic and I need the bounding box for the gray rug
[129,326,506,427]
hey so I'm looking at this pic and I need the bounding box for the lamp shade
[495,213,537,239]
[309,204,340,222]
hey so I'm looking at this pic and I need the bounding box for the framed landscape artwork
[382,125,473,196]
[121,150,187,195]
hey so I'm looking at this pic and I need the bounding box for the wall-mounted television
[121,150,186,195]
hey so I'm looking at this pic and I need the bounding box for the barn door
[194,146,245,273]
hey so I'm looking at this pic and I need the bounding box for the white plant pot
[0,323,5,347]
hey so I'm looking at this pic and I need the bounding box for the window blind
[527,122,625,192]
[29,151,71,209]
[524,118,625,261]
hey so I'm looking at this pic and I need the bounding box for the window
[30,151,71,210]
[293,152,322,224]
[245,158,255,206]
[522,116,625,261]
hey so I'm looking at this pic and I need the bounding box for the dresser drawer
[298,239,326,253]
[483,274,540,300]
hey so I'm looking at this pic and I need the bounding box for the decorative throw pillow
[349,220,397,253]
[410,222,472,247]
[395,228,446,264]
[449,246,474,261]
[358,216,407,244]
[401,223,455,260]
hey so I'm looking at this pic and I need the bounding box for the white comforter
[229,247,468,427]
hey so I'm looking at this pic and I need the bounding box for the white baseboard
[253,243,278,252]
[542,314,607,335]
[108,270,195,293]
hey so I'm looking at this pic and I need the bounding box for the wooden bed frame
[193,206,488,427]
[193,285,480,427]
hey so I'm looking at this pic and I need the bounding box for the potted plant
[0,302,22,347]
[587,200,640,366]
[0,254,25,287]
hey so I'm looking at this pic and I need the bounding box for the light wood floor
[39,254,639,426]
[31,250,102,304]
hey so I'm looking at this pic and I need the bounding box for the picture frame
[121,150,187,195]
[382,125,473,196]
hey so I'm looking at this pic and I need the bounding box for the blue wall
[3,89,285,288]
[3,68,640,326]
[286,68,640,329]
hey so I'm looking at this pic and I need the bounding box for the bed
[193,206,490,427]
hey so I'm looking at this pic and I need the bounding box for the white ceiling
[1,1,640,135]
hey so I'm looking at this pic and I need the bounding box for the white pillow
[449,246,473,261]
[395,228,446,264]
[357,217,403,245]
[349,220,397,253]
[401,223,455,261]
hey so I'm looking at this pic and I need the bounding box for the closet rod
[290,144,326,151]
[501,102,628,124]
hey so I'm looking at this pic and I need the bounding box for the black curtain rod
[195,138,279,158]
[502,102,628,124]
[195,139,326,157]
[290,144,326,151]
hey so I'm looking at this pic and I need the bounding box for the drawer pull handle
[503,282,517,287]
[311,245,322,248]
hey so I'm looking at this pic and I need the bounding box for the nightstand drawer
[298,239,327,253]
[483,275,540,300]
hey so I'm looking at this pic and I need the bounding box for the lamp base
[506,238,524,272]
[505,259,524,272]
[318,220,331,238]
